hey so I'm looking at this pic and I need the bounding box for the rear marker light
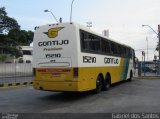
[73,68,78,78]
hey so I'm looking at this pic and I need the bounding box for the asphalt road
[0,79,160,113]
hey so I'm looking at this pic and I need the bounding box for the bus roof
[35,22,134,50]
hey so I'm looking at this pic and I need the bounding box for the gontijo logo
[44,27,64,38]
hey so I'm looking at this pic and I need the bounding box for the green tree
[8,29,34,46]
[0,7,21,61]
[0,33,22,60]
[0,7,20,33]
[0,7,34,62]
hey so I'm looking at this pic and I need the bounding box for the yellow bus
[33,22,136,93]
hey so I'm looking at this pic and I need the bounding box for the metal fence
[0,63,32,85]
[138,61,160,77]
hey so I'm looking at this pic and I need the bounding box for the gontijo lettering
[104,57,119,64]
[38,40,69,47]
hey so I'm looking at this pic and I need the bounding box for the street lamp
[44,9,58,23]
[142,24,160,75]
[142,24,160,60]
[70,0,75,23]
[142,25,158,36]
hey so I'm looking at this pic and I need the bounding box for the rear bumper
[33,80,84,92]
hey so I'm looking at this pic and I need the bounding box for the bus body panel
[33,22,135,92]
[33,59,131,92]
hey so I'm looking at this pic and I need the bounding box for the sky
[1,0,160,61]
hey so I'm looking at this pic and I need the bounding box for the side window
[117,45,122,55]
[101,39,111,54]
[111,43,117,55]
[89,34,95,51]
[101,40,106,53]
[94,37,101,51]
[89,34,100,52]
[123,47,127,56]
[114,44,118,54]
[121,46,125,57]
[80,29,127,56]
[111,43,114,54]
[126,48,131,57]
[80,30,89,50]
[106,40,111,53]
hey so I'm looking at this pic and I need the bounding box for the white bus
[33,22,136,93]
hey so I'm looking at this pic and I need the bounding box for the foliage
[0,33,22,59]
[0,7,34,61]
[8,29,34,46]
[0,7,20,33]
[0,54,7,62]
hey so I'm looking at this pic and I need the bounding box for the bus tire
[94,75,103,94]
[128,70,133,82]
[103,74,111,91]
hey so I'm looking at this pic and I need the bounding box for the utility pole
[158,25,160,60]
[146,37,148,61]
[70,0,75,23]
[142,51,145,76]
[158,24,160,75]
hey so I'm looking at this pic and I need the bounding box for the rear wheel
[102,74,110,91]
[94,75,103,93]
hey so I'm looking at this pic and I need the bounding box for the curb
[0,82,33,88]
[136,77,160,80]
[0,75,32,78]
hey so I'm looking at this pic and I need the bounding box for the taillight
[73,68,78,78]
[33,68,36,77]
